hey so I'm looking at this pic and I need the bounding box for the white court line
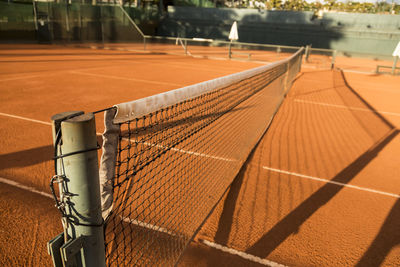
[339,69,376,75]
[0,112,52,125]
[294,99,400,117]
[0,67,110,82]
[121,214,287,266]
[263,166,400,198]
[120,216,177,236]
[168,145,235,162]
[126,139,236,162]
[3,110,398,199]
[0,112,105,138]
[70,70,183,87]
[201,239,288,267]
[0,75,43,82]
[0,177,53,199]
[0,174,287,266]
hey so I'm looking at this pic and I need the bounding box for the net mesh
[140,37,336,68]
[141,36,306,63]
[101,49,303,266]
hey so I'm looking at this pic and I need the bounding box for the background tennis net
[99,48,304,266]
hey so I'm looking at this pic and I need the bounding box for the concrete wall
[157,7,400,57]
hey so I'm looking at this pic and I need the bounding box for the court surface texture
[0,44,399,266]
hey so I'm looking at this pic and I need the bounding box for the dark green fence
[0,1,36,41]
[0,1,159,43]
[157,7,400,58]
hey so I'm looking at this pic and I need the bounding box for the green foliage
[167,0,400,14]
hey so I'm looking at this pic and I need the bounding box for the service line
[70,70,183,87]
[263,166,400,199]
[294,99,400,117]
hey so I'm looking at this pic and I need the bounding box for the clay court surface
[0,44,399,266]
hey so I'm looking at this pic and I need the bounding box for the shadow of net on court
[195,69,398,266]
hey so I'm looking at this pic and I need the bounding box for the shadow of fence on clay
[0,145,53,171]
[245,129,398,258]
[356,197,400,267]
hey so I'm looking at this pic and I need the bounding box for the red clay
[193,69,400,267]
[1,44,399,266]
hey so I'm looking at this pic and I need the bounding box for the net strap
[99,108,119,219]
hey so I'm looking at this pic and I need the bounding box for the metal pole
[32,0,38,31]
[65,2,70,42]
[52,110,85,176]
[117,4,145,37]
[184,39,187,55]
[100,6,105,46]
[60,113,106,267]
[47,1,54,42]
[228,41,232,59]
[283,60,290,94]
[331,50,337,70]
[305,44,311,62]
[392,56,398,75]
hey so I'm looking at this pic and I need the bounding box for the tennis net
[99,48,304,266]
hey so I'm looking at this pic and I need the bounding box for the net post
[331,50,337,70]
[305,44,311,62]
[48,111,84,267]
[48,113,106,267]
[51,111,84,147]
[298,48,304,72]
[60,113,105,267]
[392,56,398,75]
[51,111,84,200]
[283,61,290,93]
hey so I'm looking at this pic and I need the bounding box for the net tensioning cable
[99,48,304,266]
